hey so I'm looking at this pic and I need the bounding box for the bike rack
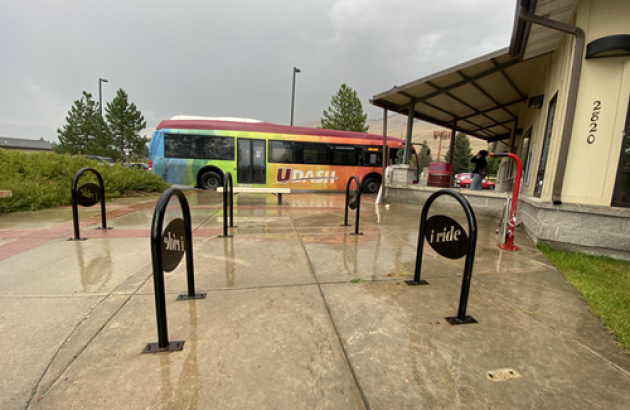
[69,167,111,241]
[219,172,236,238]
[490,153,522,251]
[143,187,206,354]
[406,189,478,325]
[341,176,363,235]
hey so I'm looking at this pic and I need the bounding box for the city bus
[148,116,418,193]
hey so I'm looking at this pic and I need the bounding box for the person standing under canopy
[470,150,489,191]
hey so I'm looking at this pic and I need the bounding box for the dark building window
[612,95,630,207]
[534,95,557,198]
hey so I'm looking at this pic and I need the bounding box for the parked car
[125,163,151,172]
[456,174,495,189]
[84,155,115,165]
[454,173,471,186]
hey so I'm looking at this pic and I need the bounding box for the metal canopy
[510,0,579,60]
[370,48,546,142]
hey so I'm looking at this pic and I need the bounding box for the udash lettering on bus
[276,168,339,184]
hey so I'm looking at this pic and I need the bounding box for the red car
[456,174,495,189]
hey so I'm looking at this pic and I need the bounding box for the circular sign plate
[161,218,186,272]
[424,215,469,259]
[77,183,101,207]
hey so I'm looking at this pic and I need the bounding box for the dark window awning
[370,48,546,142]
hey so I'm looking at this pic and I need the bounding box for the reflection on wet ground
[2,190,629,409]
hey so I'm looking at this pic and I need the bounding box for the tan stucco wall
[514,0,630,206]
[514,26,574,200]
[563,0,630,206]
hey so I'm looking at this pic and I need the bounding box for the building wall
[512,0,630,206]
[0,147,52,154]
[562,0,630,206]
[514,17,575,201]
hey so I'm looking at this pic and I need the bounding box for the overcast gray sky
[0,0,516,142]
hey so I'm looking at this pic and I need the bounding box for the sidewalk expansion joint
[289,213,371,410]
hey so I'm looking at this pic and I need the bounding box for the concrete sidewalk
[1,191,629,409]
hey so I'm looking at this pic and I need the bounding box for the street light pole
[98,78,108,117]
[290,67,301,126]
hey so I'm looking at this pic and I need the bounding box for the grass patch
[538,244,630,351]
[0,150,169,213]
[350,278,365,284]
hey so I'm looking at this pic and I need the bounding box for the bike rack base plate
[404,279,429,286]
[142,341,185,354]
[445,315,477,325]
[176,293,207,301]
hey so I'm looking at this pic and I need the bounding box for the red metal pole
[490,153,522,251]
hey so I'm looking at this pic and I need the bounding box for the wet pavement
[1,191,629,409]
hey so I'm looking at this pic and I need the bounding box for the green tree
[321,83,368,132]
[55,92,109,156]
[444,133,473,174]
[417,140,433,172]
[105,89,147,161]
[487,156,500,176]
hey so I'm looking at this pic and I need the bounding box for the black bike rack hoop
[406,189,478,325]
[143,187,206,354]
[219,171,236,237]
[68,167,111,241]
[342,175,363,235]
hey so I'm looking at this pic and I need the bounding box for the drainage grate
[486,368,522,382]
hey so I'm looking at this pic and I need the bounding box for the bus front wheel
[362,178,380,194]
[200,171,222,189]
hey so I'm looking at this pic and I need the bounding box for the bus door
[237,139,266,184]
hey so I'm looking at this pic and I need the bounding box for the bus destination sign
[424,215,469,259]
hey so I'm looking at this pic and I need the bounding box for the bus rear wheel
[200,171,222,189]
[362,177,380,194]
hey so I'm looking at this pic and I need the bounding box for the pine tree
[105,89,147,160]
[321,84,368,132]
[444,133,473,174]
[55,92,108,155]
[417,140,433,172]
[486,156,500,176]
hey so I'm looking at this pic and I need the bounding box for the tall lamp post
[290,67,301,126]
[98,78,108,117]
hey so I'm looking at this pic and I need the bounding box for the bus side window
[165,133,234,160]
[302,143,329,164]
[389,148,402,165]
[332,145,357,166]
[269,140,300,164]
[363,147,382,166]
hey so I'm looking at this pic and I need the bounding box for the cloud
[0,0,516,141]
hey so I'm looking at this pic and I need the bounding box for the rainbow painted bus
[148,116,418,193]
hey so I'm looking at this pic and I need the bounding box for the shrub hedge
[0,150,169,213]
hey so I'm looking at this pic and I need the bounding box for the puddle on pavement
[74,240,114,293]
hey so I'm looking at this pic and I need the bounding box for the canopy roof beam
[413,59,521,104]
[491,58,526,99]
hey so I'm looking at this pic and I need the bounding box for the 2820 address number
[587,101,600,144]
